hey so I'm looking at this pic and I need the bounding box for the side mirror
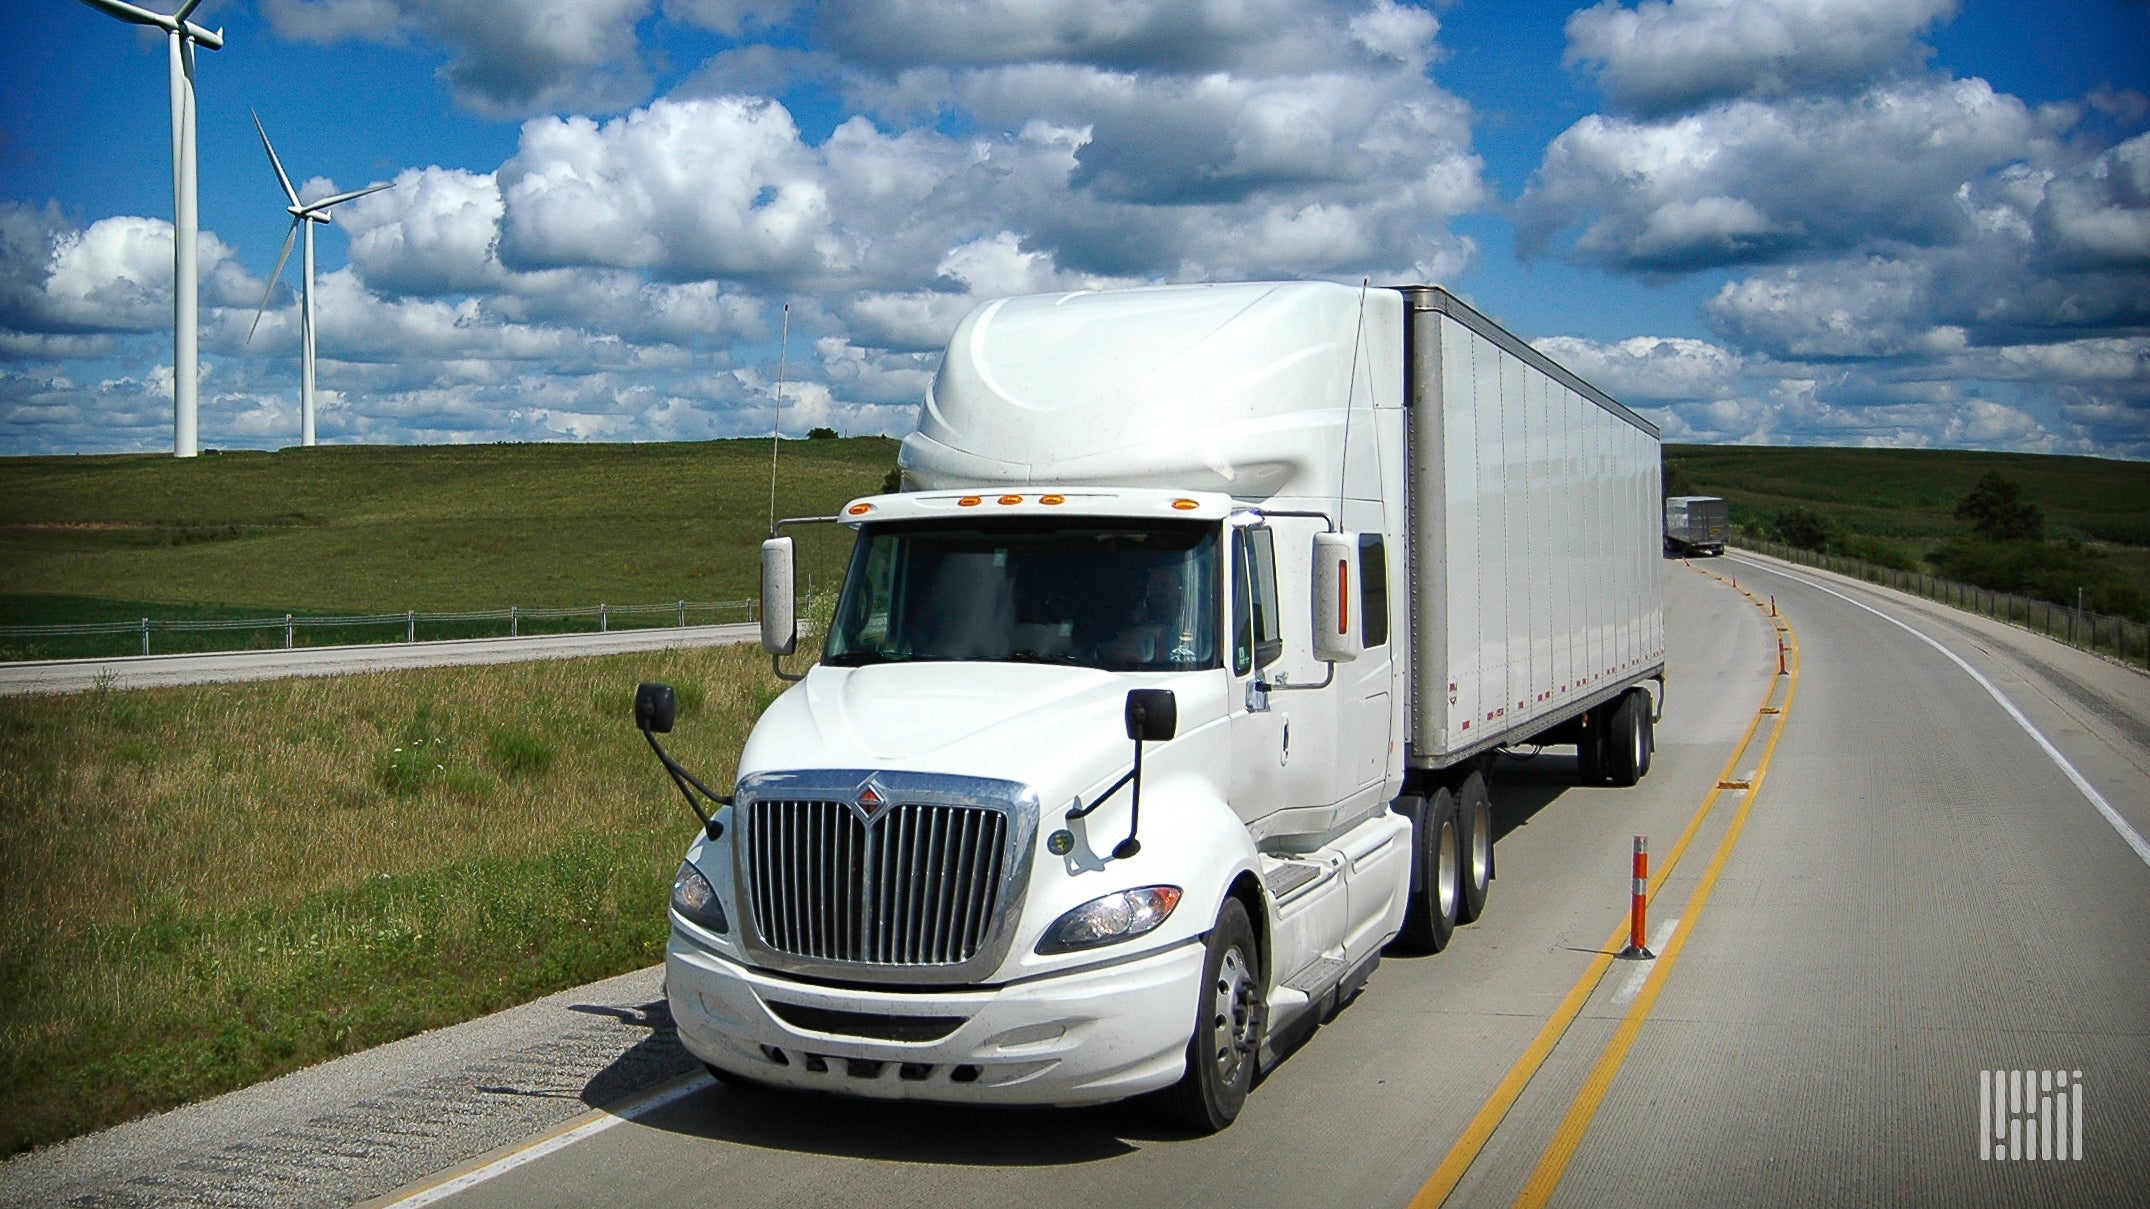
[1312,532,1364,663]
[635,681,677,734]
[1125,688,1177,742]
[760,536,797,656]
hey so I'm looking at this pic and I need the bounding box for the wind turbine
[77,0,223,459]
[246,111,390,447]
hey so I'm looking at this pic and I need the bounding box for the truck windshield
[825,518,1220,672]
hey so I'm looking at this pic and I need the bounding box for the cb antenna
[767,302,790,536]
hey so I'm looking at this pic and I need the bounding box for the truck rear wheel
[1162,898,1259,1134]
[1606,689,1647,787]
[1396,787,1461,953]
[1576,710,1607,785]
[1457,772,1493,924]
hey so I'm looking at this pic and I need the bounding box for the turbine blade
[75,0,173,32]
[250,109,301,206]
[311,181,394,210]
[248,220,301,345]
[173,0,202,21]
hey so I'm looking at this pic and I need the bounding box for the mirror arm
[1263,664,1334,693]
[640,726,732,837]
[770,653,804,683]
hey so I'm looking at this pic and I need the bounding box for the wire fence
[1731,538,2149,672]
[0,598,766,663]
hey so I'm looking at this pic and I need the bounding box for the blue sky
[3,0,2146,456]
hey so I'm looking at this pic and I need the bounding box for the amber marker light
[1040,494,1066,506]
[958,496,982,507]
[999,494,1024,505]
[1171,498,1200,510]
[847,503,872,516]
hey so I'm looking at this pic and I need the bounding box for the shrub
[1771,507,1835,551]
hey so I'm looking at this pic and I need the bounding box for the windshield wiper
[1004,649,1084,666]
[823,650,896,667]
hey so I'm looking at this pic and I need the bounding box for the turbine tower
[77,0,224,459]
[246,112,390,447]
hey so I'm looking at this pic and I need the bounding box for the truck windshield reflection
[824,519,1220,672]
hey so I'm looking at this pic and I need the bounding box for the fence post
[140,617,150,656]
[284,614,294,650]
[510,605,519,638]
[679,600,687,628]
[407,610,416,643]
[600,604,608,633]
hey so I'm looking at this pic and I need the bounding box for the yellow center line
[1407,564,1795,1209]
[1510,593,1801,1208]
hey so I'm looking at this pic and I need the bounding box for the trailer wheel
[1396,787,1461,953]
[1576,709,1607,785]
[1457,772,1493,924]
[1606,689,1646,787]
[1637,695,1656,779]
[1162,898,1259,1133]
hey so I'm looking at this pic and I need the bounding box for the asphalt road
[0,623,766,695]
[6,557,2145,1208]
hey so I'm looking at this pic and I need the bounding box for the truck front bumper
[665,931,1204,1106]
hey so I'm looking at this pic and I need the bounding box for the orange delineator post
[1618,835,1655,959]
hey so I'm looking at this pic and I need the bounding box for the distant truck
[638,282,1665,1132]
[1664,495,1729,556]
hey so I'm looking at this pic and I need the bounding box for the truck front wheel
[1163,898,1260,1133]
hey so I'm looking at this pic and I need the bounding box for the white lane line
[1611,919,1679,1007]
[1731,557,2150,871]
[379,1072,713,1208]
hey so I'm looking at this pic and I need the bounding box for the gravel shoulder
[0,965,694,1209]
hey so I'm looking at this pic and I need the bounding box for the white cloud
[0,205,256,336]
[1533,334,1743,401]
[496,97,838,279]
[1565,0,1956,116]
[1518,77,2043,272]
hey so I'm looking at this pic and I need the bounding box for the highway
[5,556,2145,1208]
[0,623,766,695]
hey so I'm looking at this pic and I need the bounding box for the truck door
[1228,525,1288,826]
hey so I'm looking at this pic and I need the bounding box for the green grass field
[1663,444,2150,550]
[0,641,783,1157]
[0,437,895,620]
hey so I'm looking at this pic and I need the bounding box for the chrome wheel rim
[1437,817,1459,917]
[1210,943,1256,1084]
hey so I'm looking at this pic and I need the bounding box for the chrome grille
[745,798,1008,966]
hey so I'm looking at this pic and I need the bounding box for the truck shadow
[1486,750,1583,842]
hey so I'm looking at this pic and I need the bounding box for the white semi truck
[637,281,1665,1132]
[1664,495,1730,557]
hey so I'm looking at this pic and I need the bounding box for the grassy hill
[0,438,896,628]
[1662,444,2150,595]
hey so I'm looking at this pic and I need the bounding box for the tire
[1575,708,1607,785]
[1636,693,1656,779]
[1606,688,1646,788]
[1456,771,1493,924]
[1395,786,1461,953]
[1162,898,1260,1133]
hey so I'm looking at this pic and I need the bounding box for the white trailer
[1664,495,1730,556]
[640,282,1665,1132]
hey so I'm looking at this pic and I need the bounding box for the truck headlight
[671,861,728,934]
[1036,886,1182,954]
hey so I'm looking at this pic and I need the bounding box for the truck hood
[738,662,1222,805]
